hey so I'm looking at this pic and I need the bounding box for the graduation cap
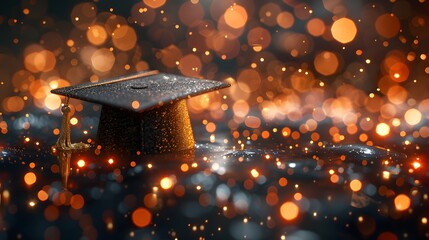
[51,70,229,154]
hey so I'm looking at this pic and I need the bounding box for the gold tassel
[55,97,90,151]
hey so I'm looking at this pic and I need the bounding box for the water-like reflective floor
[0,123,427,240]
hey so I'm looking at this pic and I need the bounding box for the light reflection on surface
[1,130,425,239]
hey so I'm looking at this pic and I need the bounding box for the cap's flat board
[51,72,229,112]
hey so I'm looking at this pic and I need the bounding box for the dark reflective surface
[1,123,428,240]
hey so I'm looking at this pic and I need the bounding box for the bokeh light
[91,48,115,72]
[331,18,357,44]
[86,25,108,46]
[224,4,248,29]
[307,18,325,36]
[404,108,422,126]
[44,94,62,110]
[314,51,339,76]
[132,208,152,227]
[160,176,175,190]
[37,190,49,202]
[375,14,400,38]
[112,25,137,51]
[24,50,56,73]
[24,172,37,185]
[77,159,86,168]
[280,201,299,221]
[2,96,25,113]
[70,194,85,209]
[71,2,97,30]
[276,11,294,29]
[350,179,362,192]
[376,123,390,137]
[394,194,411,211]
[143,0,166,9]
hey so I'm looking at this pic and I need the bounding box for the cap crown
[51,70,229,112]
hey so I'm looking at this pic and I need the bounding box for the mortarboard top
[51,70,229,112]
[51,70,230,154]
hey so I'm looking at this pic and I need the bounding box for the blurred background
[1,0,429,146]
[1,1,429,239]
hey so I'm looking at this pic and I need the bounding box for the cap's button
[130,84,148,90]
